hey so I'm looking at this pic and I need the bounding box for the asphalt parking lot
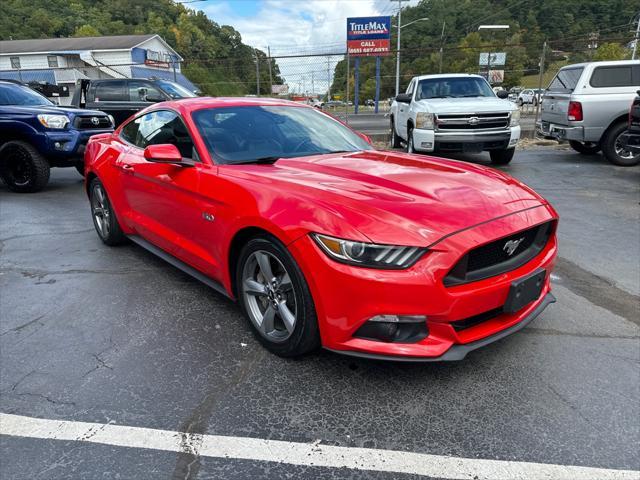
[1,147,639,479]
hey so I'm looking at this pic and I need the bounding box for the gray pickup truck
[538,60,640,166]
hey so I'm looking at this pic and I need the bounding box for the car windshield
[192,105,372,164]
[0,83,54,106]
[156,80,197,99]
[416,77,494,100]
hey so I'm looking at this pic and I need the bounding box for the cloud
[196,0,420,94]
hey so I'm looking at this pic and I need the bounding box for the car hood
[4,105,107,117]
[417,96,515,113]
[226,150,547,246]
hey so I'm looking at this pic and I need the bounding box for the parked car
[71,78,197,127]
[517,88,544,106]
[390,74,520,164]
[84,97,558,360]
[0,80,113,192]
[508,87,523,103]
[538,60,640,166]
[619,90,640,155]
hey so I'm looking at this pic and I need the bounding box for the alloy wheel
[91,184,111,239]
[614,131,637,160]
[241,250,297,342]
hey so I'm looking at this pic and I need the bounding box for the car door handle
[119,164,134,174]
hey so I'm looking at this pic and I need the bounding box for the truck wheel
[406,126,415,153]
[0,141,50,193]
[601,122,640,167]
[390,117,402,148]
[490,148,515,165]
[569,141,600,155]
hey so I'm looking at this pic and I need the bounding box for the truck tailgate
[541,93,570,126]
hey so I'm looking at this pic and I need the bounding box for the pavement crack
[16,392,76,407]
[545,383,593,427]
[523,327,639,340]
[0,314,47,336]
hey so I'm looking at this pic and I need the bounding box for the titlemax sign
[346,16,391,40]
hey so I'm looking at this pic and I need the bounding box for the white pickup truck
[390,74,521,164]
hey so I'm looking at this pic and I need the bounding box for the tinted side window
[128,81,164,102]
[547,67,584,92]
[134,110,196,159]
[94,82,126,102]
[120,119,140,145]
[589,66,634,88]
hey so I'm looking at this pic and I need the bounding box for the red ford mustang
[84,97,558,360]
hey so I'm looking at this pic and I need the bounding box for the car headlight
[311,233,426,269]
[415,112,434,130]
[107,114,115,126]
[37,114,70,129]
[510,110,520,127]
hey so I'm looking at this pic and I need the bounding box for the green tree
[593,42,629,61]
[74,24,101,37]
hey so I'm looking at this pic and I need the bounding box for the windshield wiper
[231,156,280,165]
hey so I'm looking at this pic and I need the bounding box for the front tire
[236,235,319,357]
[390,117,402,148]
[569,141,600,155]
[601,122,640,167]
[90,178,127,246]
[0,141,50,193]
[490,148,515,165]
[406,126,416,153]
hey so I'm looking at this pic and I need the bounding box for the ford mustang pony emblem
[503,237,525,256]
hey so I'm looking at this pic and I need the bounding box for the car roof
[559,60,640,69]
[411,74,485,81]
[156,96,312,114]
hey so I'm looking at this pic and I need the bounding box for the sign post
[347,16,391,114]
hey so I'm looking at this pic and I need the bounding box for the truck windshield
[547,67,584,92]
[0,83,54,106]
[416,77,494,100]
[156,81,197,99]
[193,105,372,164]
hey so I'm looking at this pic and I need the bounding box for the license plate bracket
[462,143,483,153]
[504,269,546,314]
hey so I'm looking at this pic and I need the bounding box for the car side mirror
[143,144,193,166]
[356,131,373,145]
[145,93,164,103]
[395,93,412,103]
[496,90,509,99]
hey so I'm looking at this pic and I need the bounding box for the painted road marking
[1,413,638,480]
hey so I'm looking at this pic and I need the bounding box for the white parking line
[1,413,638,480]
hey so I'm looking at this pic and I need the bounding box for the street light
[394,16,429,96]
[477,25,509,85]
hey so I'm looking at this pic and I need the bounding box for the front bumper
[412,126,520,153]
[44,128,113,163]
[288,204,558,360]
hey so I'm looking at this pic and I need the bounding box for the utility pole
[393,0,405,97]
[534,41,546,128]
[438,20,446,74]
[327,56,331,101]
[254,52,260,96]
[632,13,640,60]
[267,46,273,96]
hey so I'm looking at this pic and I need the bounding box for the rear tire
[390,117,402,148]
[569,141,600,155]
[601,122,640,167]
[236,235,320,357]
[490,148,515,165]
[90,178,127,246]
[0,141,50,193]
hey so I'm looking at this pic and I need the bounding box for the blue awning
[0,69,56,84]
[130,66,198,92]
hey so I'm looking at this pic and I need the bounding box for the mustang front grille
[444,221,554,286]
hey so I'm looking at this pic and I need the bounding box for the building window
[47,56,59,68]
[10,57,20,69]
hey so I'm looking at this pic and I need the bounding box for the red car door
[116,110,217,274]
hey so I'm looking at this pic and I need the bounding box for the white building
[0,34,196,104]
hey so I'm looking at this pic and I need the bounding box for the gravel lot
[1,147,639,479]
